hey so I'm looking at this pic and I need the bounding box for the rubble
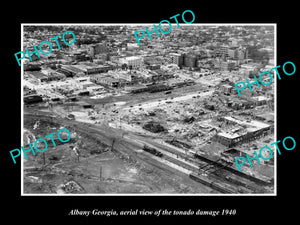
[142,121,167,133]
[58,180,84,194]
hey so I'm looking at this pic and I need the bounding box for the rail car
[24,94,43,104]
[189,173,235,194]
[143,145,163,157]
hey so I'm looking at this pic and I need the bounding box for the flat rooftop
[224,116,270,129]
[218,116,271,139]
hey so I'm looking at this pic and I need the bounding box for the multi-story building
[220,84,233,94]
[183,53,197,68]
[219,45,229,57]
[220,61,236,71]
[169,53,183,67]
[119,56,143,69]
[228,47,238,59]
[88,43,108,56]
[228,47,248,60]
[240,64,258,77]
[238,48,248,60]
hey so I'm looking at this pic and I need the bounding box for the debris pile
[143,121,167,133]
[60,180,84,193]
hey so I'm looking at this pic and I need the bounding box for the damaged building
[213,116,271,147]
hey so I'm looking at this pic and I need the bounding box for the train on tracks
[143,145,163,157]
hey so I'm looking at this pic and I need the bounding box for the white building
[119,56,143,69]
[127,43,139,50]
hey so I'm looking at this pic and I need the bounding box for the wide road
[123,90,214,111]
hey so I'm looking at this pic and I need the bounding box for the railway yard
[23,77,274,194]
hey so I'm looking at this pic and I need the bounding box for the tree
[247,46,270,63]
[121,63,127,70]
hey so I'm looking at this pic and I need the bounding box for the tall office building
[88,43,108,56]
[228,47,248,60]
[219,45,229,57]
[183,53,197,68]
[169,53,183,67]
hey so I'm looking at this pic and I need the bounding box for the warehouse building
[59,65,84,77]
[213,116,271,147]
[72,63,111,75]
[90,74,120,87]
[26,71,66,83]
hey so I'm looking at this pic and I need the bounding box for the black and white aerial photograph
[4,2,300,224]
[22,24,275,195]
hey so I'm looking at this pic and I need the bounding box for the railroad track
[24,112,265,193]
